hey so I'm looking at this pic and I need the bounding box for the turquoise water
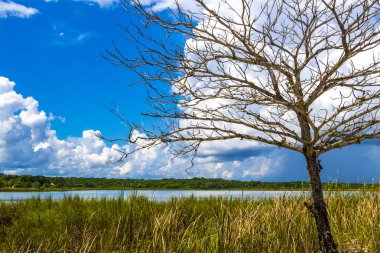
[0,190,306,201]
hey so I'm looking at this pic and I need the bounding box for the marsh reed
[0,189,378,252]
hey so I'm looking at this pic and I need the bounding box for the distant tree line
[0,174,369,190]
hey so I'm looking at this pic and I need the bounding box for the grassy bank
[0,191,379,252]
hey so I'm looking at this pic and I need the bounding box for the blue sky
[0,0,147,139]
[0,0,379,182]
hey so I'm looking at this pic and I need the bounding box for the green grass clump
[0,191,378,252]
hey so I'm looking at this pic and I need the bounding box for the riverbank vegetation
[0,190,379,252]
[0,174,371,191]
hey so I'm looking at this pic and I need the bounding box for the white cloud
[117,140,282,179]
[221,170,233,179]
[0,1,38,18]
[76,0,118,8]
[140,0,197,12]
[146,0,380,152]
[52,23,93,45]
[0,77,120,176]
[0,76,282,179]
[45,0,118,8]
[3,169,23,175]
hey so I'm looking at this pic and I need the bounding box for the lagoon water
[0,190,307,201]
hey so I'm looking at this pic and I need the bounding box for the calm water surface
[0,190,307,201]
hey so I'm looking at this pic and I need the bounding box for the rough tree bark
[304,150,338,253]
[298,109,338,252]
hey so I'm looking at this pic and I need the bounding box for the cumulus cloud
[0,77,120,177]
[0,1,38,18]
[0,76,282,179]
[117,134,283,179]
[104,0,380,183]
[142,0,380,153]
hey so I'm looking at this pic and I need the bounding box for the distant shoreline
[1,173,377,192]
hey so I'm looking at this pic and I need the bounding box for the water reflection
[0,190,308,201]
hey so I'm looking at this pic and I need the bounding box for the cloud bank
[0,1,38,18]
[0,77,121,177]
[0,76,282,179]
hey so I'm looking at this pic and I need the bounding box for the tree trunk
[304,151,338,253]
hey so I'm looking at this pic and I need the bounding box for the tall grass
[0,190,378,252]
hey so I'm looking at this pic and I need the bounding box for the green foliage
[0,174,367,191]
[0,189,378,252]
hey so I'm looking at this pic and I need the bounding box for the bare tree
[105,0,380,252]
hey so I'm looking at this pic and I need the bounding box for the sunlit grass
[0,188,378,252]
